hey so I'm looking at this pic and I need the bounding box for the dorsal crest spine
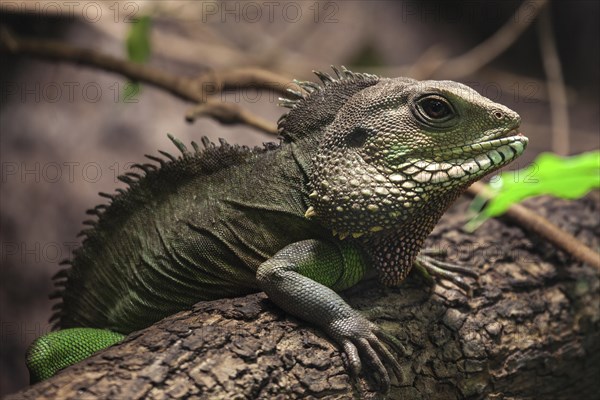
[277,66,380,141]
[80,134,278,234]
[278,65,379,109]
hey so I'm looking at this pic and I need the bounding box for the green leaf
[123,16,151,102]
[466,151,600,230]
[126,16,152,64]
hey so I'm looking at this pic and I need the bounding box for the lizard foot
[328,314,403,393]
[414,254,478,295]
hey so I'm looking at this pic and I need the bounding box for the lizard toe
[342,339,363,376]
[355,337,391,393]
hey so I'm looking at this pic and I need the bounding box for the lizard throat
[357,188,460,286]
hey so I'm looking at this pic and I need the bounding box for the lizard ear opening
[345,126,371,148]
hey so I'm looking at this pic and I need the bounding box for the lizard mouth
[398,127,528,184]
[484,126,524,143]
[447,127,528,179]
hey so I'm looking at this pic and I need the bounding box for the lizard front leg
[256,239,402,393]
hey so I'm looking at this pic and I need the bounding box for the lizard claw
[329,316,403,393]
[415,254,478,295]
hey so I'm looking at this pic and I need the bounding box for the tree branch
[0,27,286,135]
[537,7,570,155]
[418,0,548,79]
[7,196,599,399]
[467,182,600,270]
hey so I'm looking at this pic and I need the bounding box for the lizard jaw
[388,131,528,187]
[453,133,528,180]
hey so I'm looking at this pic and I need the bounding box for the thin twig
[194,67,297,97]
[185,103,277,135]
[430,0,548,79]
[466,182,600,271]
[0,26,201,102]
[0,27,288,135]
[537,7,570,155]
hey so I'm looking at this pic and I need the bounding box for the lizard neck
[358,186,465,286]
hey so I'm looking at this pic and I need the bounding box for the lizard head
[304,72,528,241]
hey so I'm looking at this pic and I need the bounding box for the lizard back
[53,139,321,333]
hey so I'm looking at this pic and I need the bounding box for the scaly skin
[26,67,528,393]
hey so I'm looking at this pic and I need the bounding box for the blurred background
[0,0,598,395]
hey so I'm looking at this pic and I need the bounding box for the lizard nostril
[493,111,504,120]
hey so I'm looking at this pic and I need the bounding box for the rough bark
[7,195,600,400]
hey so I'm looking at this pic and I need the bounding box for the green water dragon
[26,66,528,394]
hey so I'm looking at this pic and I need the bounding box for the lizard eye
[414,95,456,125]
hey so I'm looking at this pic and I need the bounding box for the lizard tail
[26,327,125,382]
